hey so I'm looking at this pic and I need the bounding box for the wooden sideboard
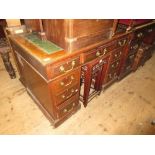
[8,19,155,127]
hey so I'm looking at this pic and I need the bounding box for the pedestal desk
[9,20,155,127]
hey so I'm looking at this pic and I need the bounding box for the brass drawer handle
[71,89,75,93]
[63,108,68,113]
[60,65,65,72]
[96,51,101,57]
[118,39,126,46]
[96,51,102,57]
[61,95,66,99]
[61,89,78,99]
[115,54,118,57]
[111,62,119,68]
[60,76,75,87]
[59,60,76,73]
[111,64,115,68]
[131,44,139,50]
[99,59,103,64]
[148,29,152,32]
[63,102,76,113]
[103,48,107,54]
[137,32,143,38]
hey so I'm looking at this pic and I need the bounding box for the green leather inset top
[24,33,63,54]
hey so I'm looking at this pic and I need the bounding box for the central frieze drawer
[47,56,80,79]
[82,41,117,63]
[50,68,81,94]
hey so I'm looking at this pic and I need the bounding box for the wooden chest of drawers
[118,22,155,79]
[50,68,80,106]
[118,26,148,79]
[103,35,128,87]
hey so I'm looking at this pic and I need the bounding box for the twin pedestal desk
[9,20,155,127]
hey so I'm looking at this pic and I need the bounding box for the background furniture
[0,38,16,79]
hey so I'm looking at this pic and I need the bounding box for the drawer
[124,64,132,73]
[109,59,121,73]
[125,53,136,67]
[106,71,117,83]
[134,29,146,41]
[144,25,155,34]
[56,93,79,118]
[129,42,141,54]
[50,68,80,94]
[111,48,123,62]
[82,41,117,63]
[54,84,79,106]
[47,56,80,79]
[143,25,155,44]
[146,26,154,34]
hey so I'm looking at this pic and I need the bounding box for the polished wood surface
[24,19,40,32]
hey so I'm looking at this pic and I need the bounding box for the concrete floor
[0,52,155,135]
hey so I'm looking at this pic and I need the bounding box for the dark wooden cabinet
[25,19,114,52]
[118,22,155,79]
[8,19,155,127]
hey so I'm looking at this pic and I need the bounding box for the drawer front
[56,93,79,118]
[54,84,79,106]
[106,71,117,83]
[47,56,80,79]
[124,64,133,73]
[111,48,123,62]
[109,59,121,73]
[134,29,146,41]
[129,41,140,54]
[82,41,117,63]
[51,68,80,94]
[125,53,136,67]
[145,26,154,34]
[143,25,155,44]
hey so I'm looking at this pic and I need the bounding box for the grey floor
[0,52,155,134]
